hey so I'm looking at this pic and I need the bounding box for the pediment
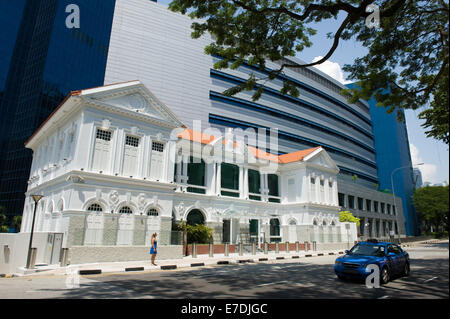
[104,93,163,119]
[303,149,339,171]
[81,81,184,128]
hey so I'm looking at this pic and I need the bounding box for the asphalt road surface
[0,241,448,299]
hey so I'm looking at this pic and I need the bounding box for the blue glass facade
[363,92,418,236]
[0,0,116,219]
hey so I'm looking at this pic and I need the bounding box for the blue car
[334,240,410,284]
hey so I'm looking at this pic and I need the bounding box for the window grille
[87,203,103,212]
[147,208,159,216]
[119,206,133,214]
[152,141,164,152]
[96,129,111,141]
[125,135,140,147]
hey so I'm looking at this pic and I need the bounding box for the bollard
[313,241,317,251]
[60,248,69,267]
[209,242,214,257]
[275,242,279,254]
[239,242,243,256]
[295,241,299,253]
[252,242,256,255]
[285,241,290,253]
[192,242,197,258]
[27,248,37,269]
[264,242,268,254]
[225,243,229,257]
[304,241,309,252]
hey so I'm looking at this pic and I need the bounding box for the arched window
[323,220,327,226]
[147,208,159,216]
[87,203,103,212]
[313,219,318,226]
[119,206,133,214]
[186,209,205,226]
[288,219,297,226]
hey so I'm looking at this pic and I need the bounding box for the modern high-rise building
[0,0,415,236]
[413,168,423,189]
[0,0,116,218]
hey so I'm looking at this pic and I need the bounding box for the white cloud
[410,143,437,184]
[311,56,352,84]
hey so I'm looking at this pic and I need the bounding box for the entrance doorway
[249,219,259,244]
[223,219,230,243]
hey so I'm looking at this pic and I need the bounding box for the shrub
[339,211,360,227]
[177,221,213,244]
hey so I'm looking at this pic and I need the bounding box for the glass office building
[0,0,116,219]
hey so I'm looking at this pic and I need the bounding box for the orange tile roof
[278,147,321,163]
[178,128,321,164]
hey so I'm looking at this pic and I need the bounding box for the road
[0,241,448,299]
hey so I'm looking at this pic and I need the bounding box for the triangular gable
[302,147,339,171]
[80,81,184,128]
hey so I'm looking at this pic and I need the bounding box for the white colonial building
[14,80,357,267]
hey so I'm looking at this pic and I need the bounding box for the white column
[332,179,338,205]
[243,167,249,199]
[315,176,320,204]
[163,140,176,183]
[175,153,182,183]
[113,129,124,175]
[239,166,244,199]
[215,161,221,195]
[182,155,189,190]
[206,161,215,195]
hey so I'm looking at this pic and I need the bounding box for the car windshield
[349,244,385,257]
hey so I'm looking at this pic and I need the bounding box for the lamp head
[31,195,44,203]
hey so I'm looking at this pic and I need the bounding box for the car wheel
[381,267,390,284]
[402,262,410,277]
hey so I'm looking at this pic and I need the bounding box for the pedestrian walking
[150,232,158,266]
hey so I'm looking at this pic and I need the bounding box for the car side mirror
[388,252,396,257]
[345,250,349,254]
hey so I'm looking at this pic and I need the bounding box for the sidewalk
[13,248,347,277]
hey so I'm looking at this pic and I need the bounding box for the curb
[125,267,144,272]
[160,265,177,270]
[18,249,345,277]
[191,263,205,267]
[78,269,102,275]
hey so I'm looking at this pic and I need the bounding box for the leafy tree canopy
[339,210,360,226]
[169,0,449,144]
[412,185,449,231]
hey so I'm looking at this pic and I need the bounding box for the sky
[157,0,449,185]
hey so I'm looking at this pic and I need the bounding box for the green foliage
[177,221,214,244]
[0,211,8,233]
[169,0,449,145]
[412,185,449,232]
[12,216,22,232]
[339,210,360,227]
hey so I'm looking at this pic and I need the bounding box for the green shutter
[268,174,279,196]
[248,169,261,201]
[187,156,205,186]
[187,157,206,194]
[221,163,239,190]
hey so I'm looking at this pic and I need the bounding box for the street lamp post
[390,163,423,238]
[26,194,43,269]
